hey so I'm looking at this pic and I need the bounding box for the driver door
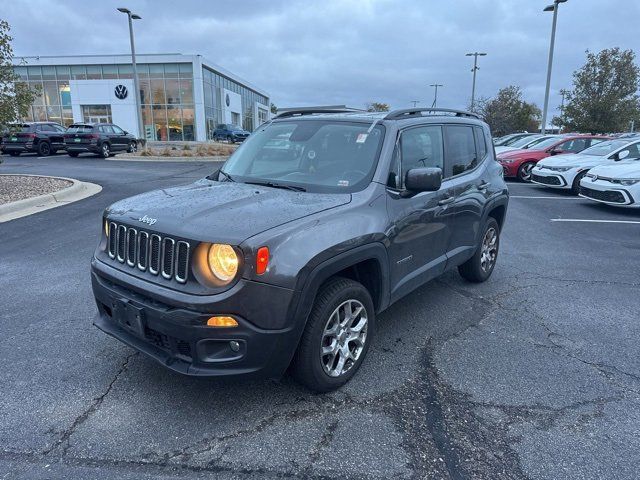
[386,125,456,302]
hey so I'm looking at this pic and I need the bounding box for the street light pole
[430,84,443,108]
[465,52,487,111]
[118,7,144,142]
[541,0,567,134]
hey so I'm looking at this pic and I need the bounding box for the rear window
[7,124,32,133]
[67,125,94,133]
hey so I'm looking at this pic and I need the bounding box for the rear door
[444,124,489,267]
[386,124,456,302]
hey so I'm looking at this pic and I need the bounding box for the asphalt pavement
[1,154,639,479]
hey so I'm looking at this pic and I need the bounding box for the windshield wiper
[212,169,234,182]
[245,180,306,192]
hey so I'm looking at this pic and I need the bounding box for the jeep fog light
[207,316,238,327]
[208,244,238,282]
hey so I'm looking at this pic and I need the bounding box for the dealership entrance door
[82,105,112,124]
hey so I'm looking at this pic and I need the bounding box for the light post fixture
[117,7,144,142]
[430,83,443,108]
[465,52,487,111]
[541,0,568,134]
[410,100,420,107]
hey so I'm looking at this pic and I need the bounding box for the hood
[588,160,640,178]
[497,148,547,160]
[106,178,351,245]
[537,153,608,168]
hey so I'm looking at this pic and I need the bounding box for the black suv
[92,108,508,392]
[213,123,250,143]
[1,122,66,156]
[64,123,136,158]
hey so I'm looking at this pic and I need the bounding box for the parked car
[532,138,640,194]
[91,107,509,392]
[1,122,66,156]
[493,133,537,147]
[64,123,136,158]
[212,124,250,143]
[579,158,640,207]
[494,134,550,154]
[497,135,609,182]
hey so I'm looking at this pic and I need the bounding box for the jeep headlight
[619,178,640,186]
[208,244,238,282]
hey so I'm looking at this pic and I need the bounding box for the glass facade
[13,62,195,141]
[201,65,269,140]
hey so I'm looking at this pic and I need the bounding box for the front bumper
[498,161,519,177]
[530,168,570,188]
[91,260,302,379]
[579,180,637,207]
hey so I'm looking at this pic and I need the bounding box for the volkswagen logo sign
[114,85,128,100]
[225,93,230,107]
[592,175,598,182]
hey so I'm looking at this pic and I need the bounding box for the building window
[81,105,112,124]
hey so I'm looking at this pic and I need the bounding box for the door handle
[478,181,491,190]
[438,196,455,206]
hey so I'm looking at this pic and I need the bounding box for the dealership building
[13,53,271,142]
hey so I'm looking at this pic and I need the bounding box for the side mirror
[550,148,563,155]
[405,167,442,193]
[123,130,128,135]
[616,150,630,160]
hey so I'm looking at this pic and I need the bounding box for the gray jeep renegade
[91,107,508,392]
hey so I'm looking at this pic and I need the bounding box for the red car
[497,135,611,181]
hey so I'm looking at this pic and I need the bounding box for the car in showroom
[212,123,251,143]
[91,107,509,392]
[63,123,137,158]
[531,138,640,194]
[579,158,640,207]
[1,121,66,156]
[497,135,609,182]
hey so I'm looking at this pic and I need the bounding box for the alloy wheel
[320,299,368,377]
[480,227,498,273]
[520,163,534,181]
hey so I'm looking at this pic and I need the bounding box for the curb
[106,155,228,163]
[0,174,102,223]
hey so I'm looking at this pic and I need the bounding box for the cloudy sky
[6,0,638,119]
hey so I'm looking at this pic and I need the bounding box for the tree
[555,48,640,133]
[366,102,390,112]
[270,102,278,115]
[0,20,37,129]
[475,86,541,136]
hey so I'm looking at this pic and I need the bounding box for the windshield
[529,137,563,150]
[503,134,531,146]
[66,125,94,133]
[509,135,542,148]
[580,140,632,156]
[219,120,385,193]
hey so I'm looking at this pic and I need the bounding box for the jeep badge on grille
[138,215,157,226]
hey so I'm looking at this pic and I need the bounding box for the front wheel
[68,152,79,157]
[458,217,500,283]
[571,170,588,195]
[9,152,20,157]
[127,141,137,153]
[517,161,535,182]
[291,277,375,392]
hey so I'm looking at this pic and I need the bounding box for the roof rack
[384,108,481,120]
[274,106,365,119]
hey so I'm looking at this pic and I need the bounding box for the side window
[100,125,115,134]
[473,126,487,159]
[387,126,444,190]
[559,138,587,153]
[111,125,124,134]
[53,124,65,132]
[445,125,477,176]
[588,138,605,148]
[36,124,47,132]
[621,143,640,159]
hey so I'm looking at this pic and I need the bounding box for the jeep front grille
[107,222,190,283]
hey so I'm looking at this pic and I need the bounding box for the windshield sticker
[307,150,316,159]
[338,180,350,187]
[356,133,368,143]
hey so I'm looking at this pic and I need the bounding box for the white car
[579,159,640,207]
[494,134,550,154]
[530,139,640,194]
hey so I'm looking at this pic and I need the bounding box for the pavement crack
[42,352,137,457]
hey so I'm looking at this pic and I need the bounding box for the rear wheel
[458,217,500,283]
[517,161,535,182]
[571,170,588,195]
[38,142,51,156]
[68,152,79,157]
[100,143,110,158]
[9,152,20,157]
[291,277,375,392]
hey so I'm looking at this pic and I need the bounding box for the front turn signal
[207,316,238,328]
[256,246,269,275]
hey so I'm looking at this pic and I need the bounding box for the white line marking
[511,195,580,199]
[550,219,640,225]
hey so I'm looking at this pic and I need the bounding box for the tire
[127,141,137,153]
[571,170,588,195]
[68,152,79,158]
[38,142,51,156]
[517,161,535,182]
[227,135,234,144]
[213,135,219,142]
[458,217,500,283]
[291,277,375,393]
[9,152,20,157]
[100,143,110,158]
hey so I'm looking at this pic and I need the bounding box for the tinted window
[52,124,66,132]
[67,125,94,133]
[445,125,477,176]
[111,125,124,134]
[558,138,588,153]
[474,126,487,158]
[40,124,55,132]
[388,125,444,190]
[616,143,640,160]
[99,125,115,134]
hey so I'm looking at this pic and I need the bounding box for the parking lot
[1,153,639,479]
